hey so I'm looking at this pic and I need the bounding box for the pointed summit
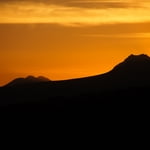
[124,54,150,62]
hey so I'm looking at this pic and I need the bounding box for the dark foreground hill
[0,54,150,113]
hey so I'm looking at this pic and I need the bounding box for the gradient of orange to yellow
[1,0,150,86]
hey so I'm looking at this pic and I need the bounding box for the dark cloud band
[0,0,141,9]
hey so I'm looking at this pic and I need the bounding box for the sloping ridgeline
[0,54,150,112]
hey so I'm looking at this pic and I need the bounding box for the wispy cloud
[0,0,150,26]
[81,32,150,38]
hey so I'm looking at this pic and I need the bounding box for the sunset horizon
[1,0,150,86]
[1,52,150,87]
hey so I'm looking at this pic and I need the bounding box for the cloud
[0,0,150,26]
[81,32,150,38]
[0,0,146,8]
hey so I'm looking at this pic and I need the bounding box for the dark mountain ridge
[111,54,150,74]
[4,53,150,87]
[0,54,150,112]
[5,75,50,87]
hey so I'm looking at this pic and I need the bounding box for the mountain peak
[124,54,150,62]
[111,54,150,74]
[37,76,50,82]
[5,75,50,87]
[25,75,50,82]
[26,75,36,80]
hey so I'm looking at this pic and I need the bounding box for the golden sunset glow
[1,0,150,86]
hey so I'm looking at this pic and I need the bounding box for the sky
[0,0,150,85]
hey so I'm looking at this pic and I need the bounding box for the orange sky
[0,0,150,86]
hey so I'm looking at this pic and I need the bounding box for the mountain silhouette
[5,75,50,87]
[0,54,150,112]
[106,53,150,87]
[111,54,150,75]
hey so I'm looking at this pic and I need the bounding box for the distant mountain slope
[58,53,150,90]
[5,75,50,87]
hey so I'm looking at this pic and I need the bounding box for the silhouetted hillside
[111,54,150,75]
[0,54,150,112]
[5,75,50,87]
